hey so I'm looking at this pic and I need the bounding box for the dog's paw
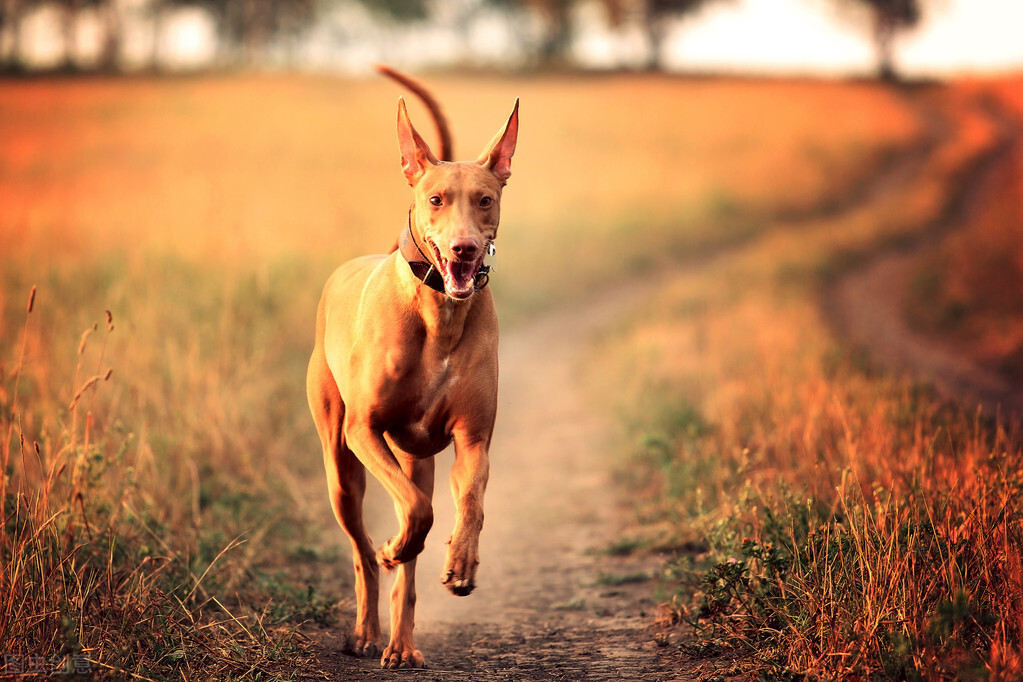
[377,542,399,571]
[443,570,476,596]
[381,643,426,669]
[346,631,381,659]
[442,536,479,596]
[354,639,381,659]
[377,535,426,570]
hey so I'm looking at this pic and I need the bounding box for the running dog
[306,67,518,669]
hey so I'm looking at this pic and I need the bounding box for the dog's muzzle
[399,223,492,298]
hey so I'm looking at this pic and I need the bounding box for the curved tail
[375,64,453,162]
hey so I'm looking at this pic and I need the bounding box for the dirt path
[828,88,1023,417]
[301,272,703,680]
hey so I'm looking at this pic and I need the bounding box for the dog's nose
[450,238,479,260]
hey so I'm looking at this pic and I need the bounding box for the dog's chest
[379,353,461,456]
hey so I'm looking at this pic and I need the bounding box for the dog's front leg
[382,456,433,669]
[443,435,490,596]
[346,422,434,568]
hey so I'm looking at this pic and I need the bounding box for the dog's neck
[398,216,447,295]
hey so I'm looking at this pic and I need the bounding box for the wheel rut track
[826,86,1023,417]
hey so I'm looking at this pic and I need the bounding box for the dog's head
[398,98,518,300]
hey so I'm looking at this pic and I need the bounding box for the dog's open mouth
[427,240,485,299]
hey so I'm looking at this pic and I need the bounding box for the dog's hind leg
[382,455,434,669]
[307,350,381,658]
[328,442,382,658]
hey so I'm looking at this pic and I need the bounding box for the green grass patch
[595,572,652,587]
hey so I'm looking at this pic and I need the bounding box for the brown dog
[306,70,518,669]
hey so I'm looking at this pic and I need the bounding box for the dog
[306,67,518,669]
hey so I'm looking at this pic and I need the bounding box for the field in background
[1,72,1019,678]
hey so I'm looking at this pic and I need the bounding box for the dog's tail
[375,64,453,162]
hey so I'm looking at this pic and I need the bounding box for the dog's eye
[479,196,492,208]
[429,196,442,207]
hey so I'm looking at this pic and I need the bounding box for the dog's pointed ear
[476,98,518,185]
[397,97,439,185]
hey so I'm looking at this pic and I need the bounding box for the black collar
[398,217,491,295]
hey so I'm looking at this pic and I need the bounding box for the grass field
[1,72,1020,678]
[591,77,1023,678]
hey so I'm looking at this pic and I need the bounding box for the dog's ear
[476,99,518,185]
[397,97,439,185]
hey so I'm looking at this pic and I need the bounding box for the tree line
[0,0,927,79]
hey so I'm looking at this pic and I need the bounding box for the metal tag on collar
[485,241,497,272]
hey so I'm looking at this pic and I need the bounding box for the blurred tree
[97,0,123,71]
[2,0,316,72]
[196,0,316,67]
[615,0,730,71]
[510,0,729,70]
[506,0,571,65]
[356,0,430,21]
[3,0,121,71]
[838,0,923,81]
[0,0,26,70]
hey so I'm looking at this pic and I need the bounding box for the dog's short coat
[306,69,518,669]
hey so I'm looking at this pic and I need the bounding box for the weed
[551,598,587,611]
[595,572,652,587]
[600,537,644,557]
[652,415,1023,678]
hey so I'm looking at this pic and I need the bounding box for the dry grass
[1,288,332,678]
[0,72,959,677]
[595,78,1023,678]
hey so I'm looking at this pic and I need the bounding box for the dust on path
[301,271,708,680]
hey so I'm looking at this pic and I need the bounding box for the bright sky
[660,0,1023,76]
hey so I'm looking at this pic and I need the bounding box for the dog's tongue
[442,259,479,298]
